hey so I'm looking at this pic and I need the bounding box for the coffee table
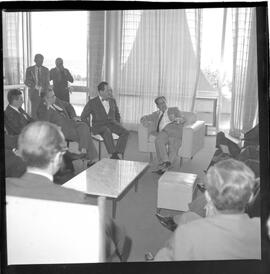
[63,158,149,218]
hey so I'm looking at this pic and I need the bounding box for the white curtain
[3,12,21,85]
[87,11,105,99]
[230,8,258,137]
[118,9,202,130]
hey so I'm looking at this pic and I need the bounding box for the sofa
[138,111,205,166]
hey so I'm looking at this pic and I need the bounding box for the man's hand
[73,116,81,122]
[174,117,185,124]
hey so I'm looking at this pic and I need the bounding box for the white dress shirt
[99,95,110,114]
[158,109,171,131]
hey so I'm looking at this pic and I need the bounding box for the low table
[157,171,198,212]
[63,158,149,218]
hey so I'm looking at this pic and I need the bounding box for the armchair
[138,111,205,166]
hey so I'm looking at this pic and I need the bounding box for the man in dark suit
[4,89,34,136]
[24,54,50,119]
[6,121,131,262]
[37,88,98,165]
[81,81,129,159]
[50,57,74,102]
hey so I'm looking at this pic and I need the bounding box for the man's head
[55,58,63,68]
[18,121,66,174]
[7,89,24,108]
[41,88,56,105]
[34,54,44,67]
[97,81,112,100]
[205,158,255,214]
[155,96,167,112]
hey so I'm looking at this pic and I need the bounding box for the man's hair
[97,81,108,92]
[7,89,22,104]
[34,54,44,62]
[154,96,166,105]
[18,121,66,168]
[205,158,255,212]
[40,87,53,99]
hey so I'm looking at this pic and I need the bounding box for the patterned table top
[63,158,149,198]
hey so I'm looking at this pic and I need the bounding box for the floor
[65,131,217,262]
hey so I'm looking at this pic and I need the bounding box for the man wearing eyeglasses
[37,88,98,166]
[6,121,132,262]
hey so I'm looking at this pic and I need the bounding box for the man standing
[81,81,129,160]
[140,96,186,174]
[4,89,34,135]
[50,57,74,102]
[24,54,50,119]
[6,121,132,262]
[37,88,98,166]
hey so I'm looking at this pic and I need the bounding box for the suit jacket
[6,173,96,205]
[5,105,34,135]
[155,213,261,261]
[50,67,74,88]
[24,65,50,90]
[36,97,77,137]
[81,96,121,130]
[140,107,183,133]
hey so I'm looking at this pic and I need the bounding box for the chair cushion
[181,111,197,125]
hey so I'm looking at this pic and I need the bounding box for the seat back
[6,195,104,264]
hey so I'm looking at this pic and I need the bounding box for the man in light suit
[153,159,261,261]
[24,54,50,119]
[81,81,129,160]
[4,89,34,136]
[37,88,98,166]
[140,96,186,174]
[5,121,132,262]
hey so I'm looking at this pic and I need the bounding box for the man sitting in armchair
[140,96,186,174]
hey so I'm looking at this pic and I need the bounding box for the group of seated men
[4,53,261,261]
[4,81,130,178]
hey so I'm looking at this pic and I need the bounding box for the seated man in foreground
[153,159,261,261]
[140,96,185,174]
[80,81,129,160]
[6,121,132,262]
[37,88,98,166]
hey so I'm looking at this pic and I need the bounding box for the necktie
[52,104,67,118]
[157,112,164,132]
[19,108,29,121]
[37,68,41,86]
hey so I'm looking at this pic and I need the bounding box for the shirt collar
[27,168,53,182]
[9,104,20,113]
[99,95,107,102]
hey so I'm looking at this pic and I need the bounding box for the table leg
[112,199,117,219]
[134,179,138,192]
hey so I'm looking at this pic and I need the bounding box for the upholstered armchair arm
[178,120,205,159]
[138,123,151,152]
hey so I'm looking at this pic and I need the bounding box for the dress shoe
[155,213,177,231]
[110,153,120,160]
[87,161,97,167]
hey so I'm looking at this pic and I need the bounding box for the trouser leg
[29,89,41,120]
[94,126,116,154]
[168,136,182,164]
[75,122,98,161]
[108,122,129,154]
[155,131,169,164]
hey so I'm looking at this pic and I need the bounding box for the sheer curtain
[118,9,202,130]
[87,11,105,99]
[3,12,21,85]
[230,8,258,137]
